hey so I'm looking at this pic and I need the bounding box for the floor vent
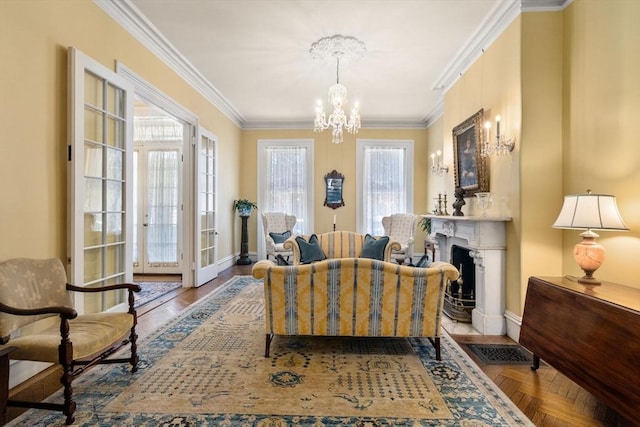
[466,344,534,365]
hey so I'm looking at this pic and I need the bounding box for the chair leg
[427,337,442,361]
[129,327,139,373]
[264,333,273,357]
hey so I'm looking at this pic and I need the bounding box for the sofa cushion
[269,230,291,244]
[295,234,327,264]
[360,234,390,260]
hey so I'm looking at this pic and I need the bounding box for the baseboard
[504,310,522,342]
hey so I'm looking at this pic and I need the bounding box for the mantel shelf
[422,214,512,223]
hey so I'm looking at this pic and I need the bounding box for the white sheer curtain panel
[363,146,407,235]
[147,150,179,264]
[265,146,307,234]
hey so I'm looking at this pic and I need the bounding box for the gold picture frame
[452,109,489,197]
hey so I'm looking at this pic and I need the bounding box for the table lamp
[552,190,628,285]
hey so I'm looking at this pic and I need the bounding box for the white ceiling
[100,0,566,129]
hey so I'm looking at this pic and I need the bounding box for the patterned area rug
[134,281,181,308]
[9,276,533,426]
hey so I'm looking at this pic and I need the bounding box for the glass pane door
[195,128,218,286]
[68,47,133,313]
[132,98,184,274]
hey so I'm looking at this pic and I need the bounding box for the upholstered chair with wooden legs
[0,258,140,425]
[262,212,297,262]
[382,213,417,265]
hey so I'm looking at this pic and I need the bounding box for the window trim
[355,139,414,234]
[257,139,314,259]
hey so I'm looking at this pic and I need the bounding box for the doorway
[132,97,185,275]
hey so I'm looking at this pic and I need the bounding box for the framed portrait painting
[452,109,489,197]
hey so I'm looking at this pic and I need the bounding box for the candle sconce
[430,150,449,176]
[481,115,515,158]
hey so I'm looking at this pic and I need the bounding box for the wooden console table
[519,276,640,422]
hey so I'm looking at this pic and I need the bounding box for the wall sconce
[481,115,515,157]
[430,150,449,175]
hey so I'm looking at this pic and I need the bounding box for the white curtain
[362,146,407,235]
[264,146,307,234]
[146,150,179,264]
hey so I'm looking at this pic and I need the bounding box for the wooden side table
[424,239,435,261]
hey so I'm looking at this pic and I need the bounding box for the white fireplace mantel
[425,214,511,335]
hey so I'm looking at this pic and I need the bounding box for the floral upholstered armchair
[382,213,417,265]
[0,258,140,425]
[262,212,297,262]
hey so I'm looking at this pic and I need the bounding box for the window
[356,139,414,235]
[257,140,314,258]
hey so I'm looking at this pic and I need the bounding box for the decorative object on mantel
[430,150,449,175]
[432,193,448,216]
[323,170,345,209]
[452,186,466,216]
[311,35,365,144]
[233,199,257,265]
[475,192,493,217]
[481,115,515,157]
[552,189,628,285]
[453,109,489,197]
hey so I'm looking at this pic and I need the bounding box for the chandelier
[311,35,366,144]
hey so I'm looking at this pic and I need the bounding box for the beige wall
[240,128,429,251]
[0,0,242,263]
[440,17,525,315]
[1,0,638,314]
[560,0,640,287]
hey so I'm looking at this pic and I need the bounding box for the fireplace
[427,215,510,335]
[444,245,476,322]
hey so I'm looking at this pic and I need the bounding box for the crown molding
[242,119,428,131]
[522,0,571,12]
[95,0,568,132]
[94,0,244,128]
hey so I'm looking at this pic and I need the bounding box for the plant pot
[238,207,253,217]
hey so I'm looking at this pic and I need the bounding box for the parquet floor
[6,265,634,426]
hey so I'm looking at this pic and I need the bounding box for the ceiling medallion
[311,35,366,144]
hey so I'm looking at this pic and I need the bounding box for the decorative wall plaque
[324,170,345,209]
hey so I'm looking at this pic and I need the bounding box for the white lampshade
[552,192,628,231]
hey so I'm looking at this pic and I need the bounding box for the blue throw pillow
[360,234,390,261]
[295,234,327,264]
[269,230,291,244]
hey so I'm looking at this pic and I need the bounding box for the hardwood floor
[6,264,633,426]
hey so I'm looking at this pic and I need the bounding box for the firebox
[444,245,476,322]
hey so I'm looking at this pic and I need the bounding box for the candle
[333,215,336,225]
[484,121,491,141]
[496,115,501,139]
[431,153,435,167]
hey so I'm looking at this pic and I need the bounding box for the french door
[133,145,183,274]
[194,128,218,286]
[68,47,134,313]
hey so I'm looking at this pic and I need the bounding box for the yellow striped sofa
[251,257,459,360]
[282,231,402,265]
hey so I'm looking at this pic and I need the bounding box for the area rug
[133,281,182,308]
[9,276,534,426]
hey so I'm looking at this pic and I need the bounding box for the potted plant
[233,199,257,217]
[418,216,431,235]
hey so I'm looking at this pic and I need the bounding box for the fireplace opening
[444,245,476,323]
